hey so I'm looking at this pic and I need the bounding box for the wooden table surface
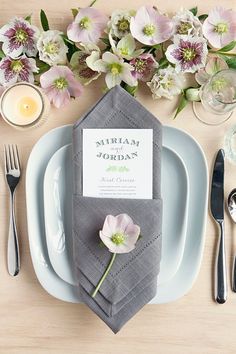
[0,0,236,353]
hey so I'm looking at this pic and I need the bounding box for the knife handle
[215,220,227,304]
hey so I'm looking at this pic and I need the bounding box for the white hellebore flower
[172,8,203,37]
[88,52,137,89]
[107,9,135,38]
[37,30,68,66]
[109,33,143,60]
[147,66,185,100]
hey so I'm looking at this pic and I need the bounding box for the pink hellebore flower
[67,7,108,44]
[40,66,83,108]
[99,214,140,254]
[195,55,229,85]
[130,53,158,82]
[202,7,236,49]
[130,6,173,46]
[0,55,38,86]
[0,17,40,58]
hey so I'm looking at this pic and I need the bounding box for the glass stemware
[193,69,236,125]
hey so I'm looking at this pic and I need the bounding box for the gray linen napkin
[72,85,162,333]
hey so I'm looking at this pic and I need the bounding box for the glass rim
[208,68,236,105]
[0,82,45,128]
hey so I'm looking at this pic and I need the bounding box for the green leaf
[158,57,169,69]
[189,7,198,16]
[61,34,75,45]
[173,93,188,119]
[35,58,50,75]
[40,9,49,31]
[198,14,208,21]
[61,35,79,61]
[71,8,79,18]
[101,37,110,46]
[226,57,236,69]
[25,14,32,23]
[218,41,236,53]
[0,49,5,59]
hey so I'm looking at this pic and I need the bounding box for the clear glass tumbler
[193,69,236,125]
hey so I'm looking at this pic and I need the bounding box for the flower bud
[185,88,200,101]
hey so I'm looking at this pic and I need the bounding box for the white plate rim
[26,124,208,304]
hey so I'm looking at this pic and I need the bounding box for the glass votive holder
[0,82,50,130]
[224,124,236,164]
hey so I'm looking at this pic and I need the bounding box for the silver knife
[211,149,227,303]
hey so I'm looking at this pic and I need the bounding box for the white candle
[0,83,49,128]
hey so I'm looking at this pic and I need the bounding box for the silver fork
[4,145,21,276]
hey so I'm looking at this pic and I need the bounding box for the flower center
[134,59,147,73]
[182,47,196,61]
[45,42,59,54]
[79,17,91,30]
[215,22,228,34]
[109,63,122,75]
[143,24,155,36]
[111,232,125,245]
[162,77,174,89]
[120,47,129,56]
[177,21,192,35]
[10,60,23,73]
[117,18,130,32]
[211,77,228,92]
[15,28,28,44]
[54,77,68,90]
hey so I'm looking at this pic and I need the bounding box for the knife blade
[210,149,227,304]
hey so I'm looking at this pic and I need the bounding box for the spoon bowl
[228,188,236,223]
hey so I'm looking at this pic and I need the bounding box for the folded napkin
[72,85,162,333]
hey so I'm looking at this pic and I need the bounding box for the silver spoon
[227,188,236,292]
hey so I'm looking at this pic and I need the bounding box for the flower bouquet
[0,4,235,117]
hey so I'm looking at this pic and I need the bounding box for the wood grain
[0,0,235,353]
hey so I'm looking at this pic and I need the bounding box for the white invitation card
[82,129,153,199]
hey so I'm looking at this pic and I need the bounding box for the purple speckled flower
[130,53,158,82]
[0,17,40,59]
[0,55,38,86]
[166,35,208,73]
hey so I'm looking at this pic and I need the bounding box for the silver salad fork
[4,145,21,276]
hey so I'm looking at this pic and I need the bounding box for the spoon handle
[233,256,236,292]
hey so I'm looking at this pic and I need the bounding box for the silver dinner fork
[4,145,21,276]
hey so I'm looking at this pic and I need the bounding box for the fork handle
[8,192,20,276]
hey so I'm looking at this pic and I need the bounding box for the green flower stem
[92,253,117,298]
[89,0,98,6]
[209,50,236,56]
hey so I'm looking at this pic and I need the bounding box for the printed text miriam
[95,137,140,160]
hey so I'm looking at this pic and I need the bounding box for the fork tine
[9,145,15,169]
[13,145,20,170]
[4,145,9,173]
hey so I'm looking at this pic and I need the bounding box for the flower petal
[115,213,134,233]
[105,72,121,88]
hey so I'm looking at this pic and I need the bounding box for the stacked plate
[26,124,208,304]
